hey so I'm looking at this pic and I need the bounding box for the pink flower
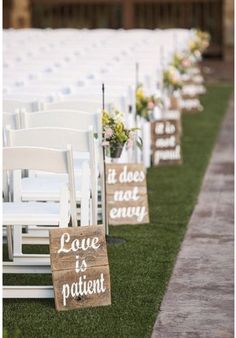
[104,127,113,138]
[148,101,155,110]
[182,58,191,68]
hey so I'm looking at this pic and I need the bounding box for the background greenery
[3,84,232,338]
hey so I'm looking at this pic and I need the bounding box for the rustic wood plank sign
[181,95,203,113]
[169,95,181,111]
[49,225,111,311]
[151,118,182,166]
[106,163,150,225]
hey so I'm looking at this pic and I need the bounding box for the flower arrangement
[196,30,210,51]
[163,66,183,92]
[102,109,142,158]
[171,52,193,74]
[188,30,210,59]
[136,85,163,121]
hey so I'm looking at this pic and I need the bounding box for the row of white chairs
[2,28,200,298]
[3,108,103,221]
[3,29,193,106]
[3,109,106,298]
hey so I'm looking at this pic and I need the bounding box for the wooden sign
[169,95,181,111]
[106,163,149,225]
[49,225,111,311]
[181,95,203,113]
[151,119,182,166]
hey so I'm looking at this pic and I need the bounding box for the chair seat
[21,176,82,201]
[3,201,67,225]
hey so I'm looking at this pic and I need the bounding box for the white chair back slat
[3,146,68,174]
[42,100,101,113]
[6,127,91,153]
[21,109,100,131]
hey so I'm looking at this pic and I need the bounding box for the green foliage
[3,84,232,338]
[102,109,142,154]
[163,66,183,91]
[136,85,161,121]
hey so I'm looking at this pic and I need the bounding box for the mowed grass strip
[3,84,232,338]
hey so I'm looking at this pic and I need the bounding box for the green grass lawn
[3,84,233,338]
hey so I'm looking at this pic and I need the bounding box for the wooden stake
[102,83,109,235]
[135,63,139,162]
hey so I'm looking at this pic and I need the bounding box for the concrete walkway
[152,98,234,338]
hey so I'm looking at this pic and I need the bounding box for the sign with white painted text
[49,225,111,311]
[151,119,182,166]
[106,163,150,225]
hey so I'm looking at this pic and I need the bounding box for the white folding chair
[3,146,77,298]
[5,127,96,228]
[3,146,76,273]
[20,109,105,229]
[20,109,100,130]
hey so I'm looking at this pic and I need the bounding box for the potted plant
[102,109,142,159]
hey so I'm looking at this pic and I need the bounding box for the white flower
[110,109,124,123]
[128,131,135,140]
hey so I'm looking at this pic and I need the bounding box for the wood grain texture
[52,265,111,311]
[106,163,147,188]
[169,96,181,110]
[151,119,182,166]
[106,163,149,225]
[182,106,202,113]
[151,119,180,139]
[49,225,111,311]
[181,94,199,100]
[107,185,147,195]
[49,225,107,271]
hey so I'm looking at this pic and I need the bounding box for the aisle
[3,84,232,338]
[151,97,234,338]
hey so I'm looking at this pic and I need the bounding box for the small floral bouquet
[163,66,183,92]
[196,30,210,51]
[136,85,163,121]
[189,30,210,60]
[102,109,142,158]
[171,52,193,74]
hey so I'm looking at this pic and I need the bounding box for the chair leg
[13,225,23,255]
[6,225,13,260]
[80,166,90,226]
